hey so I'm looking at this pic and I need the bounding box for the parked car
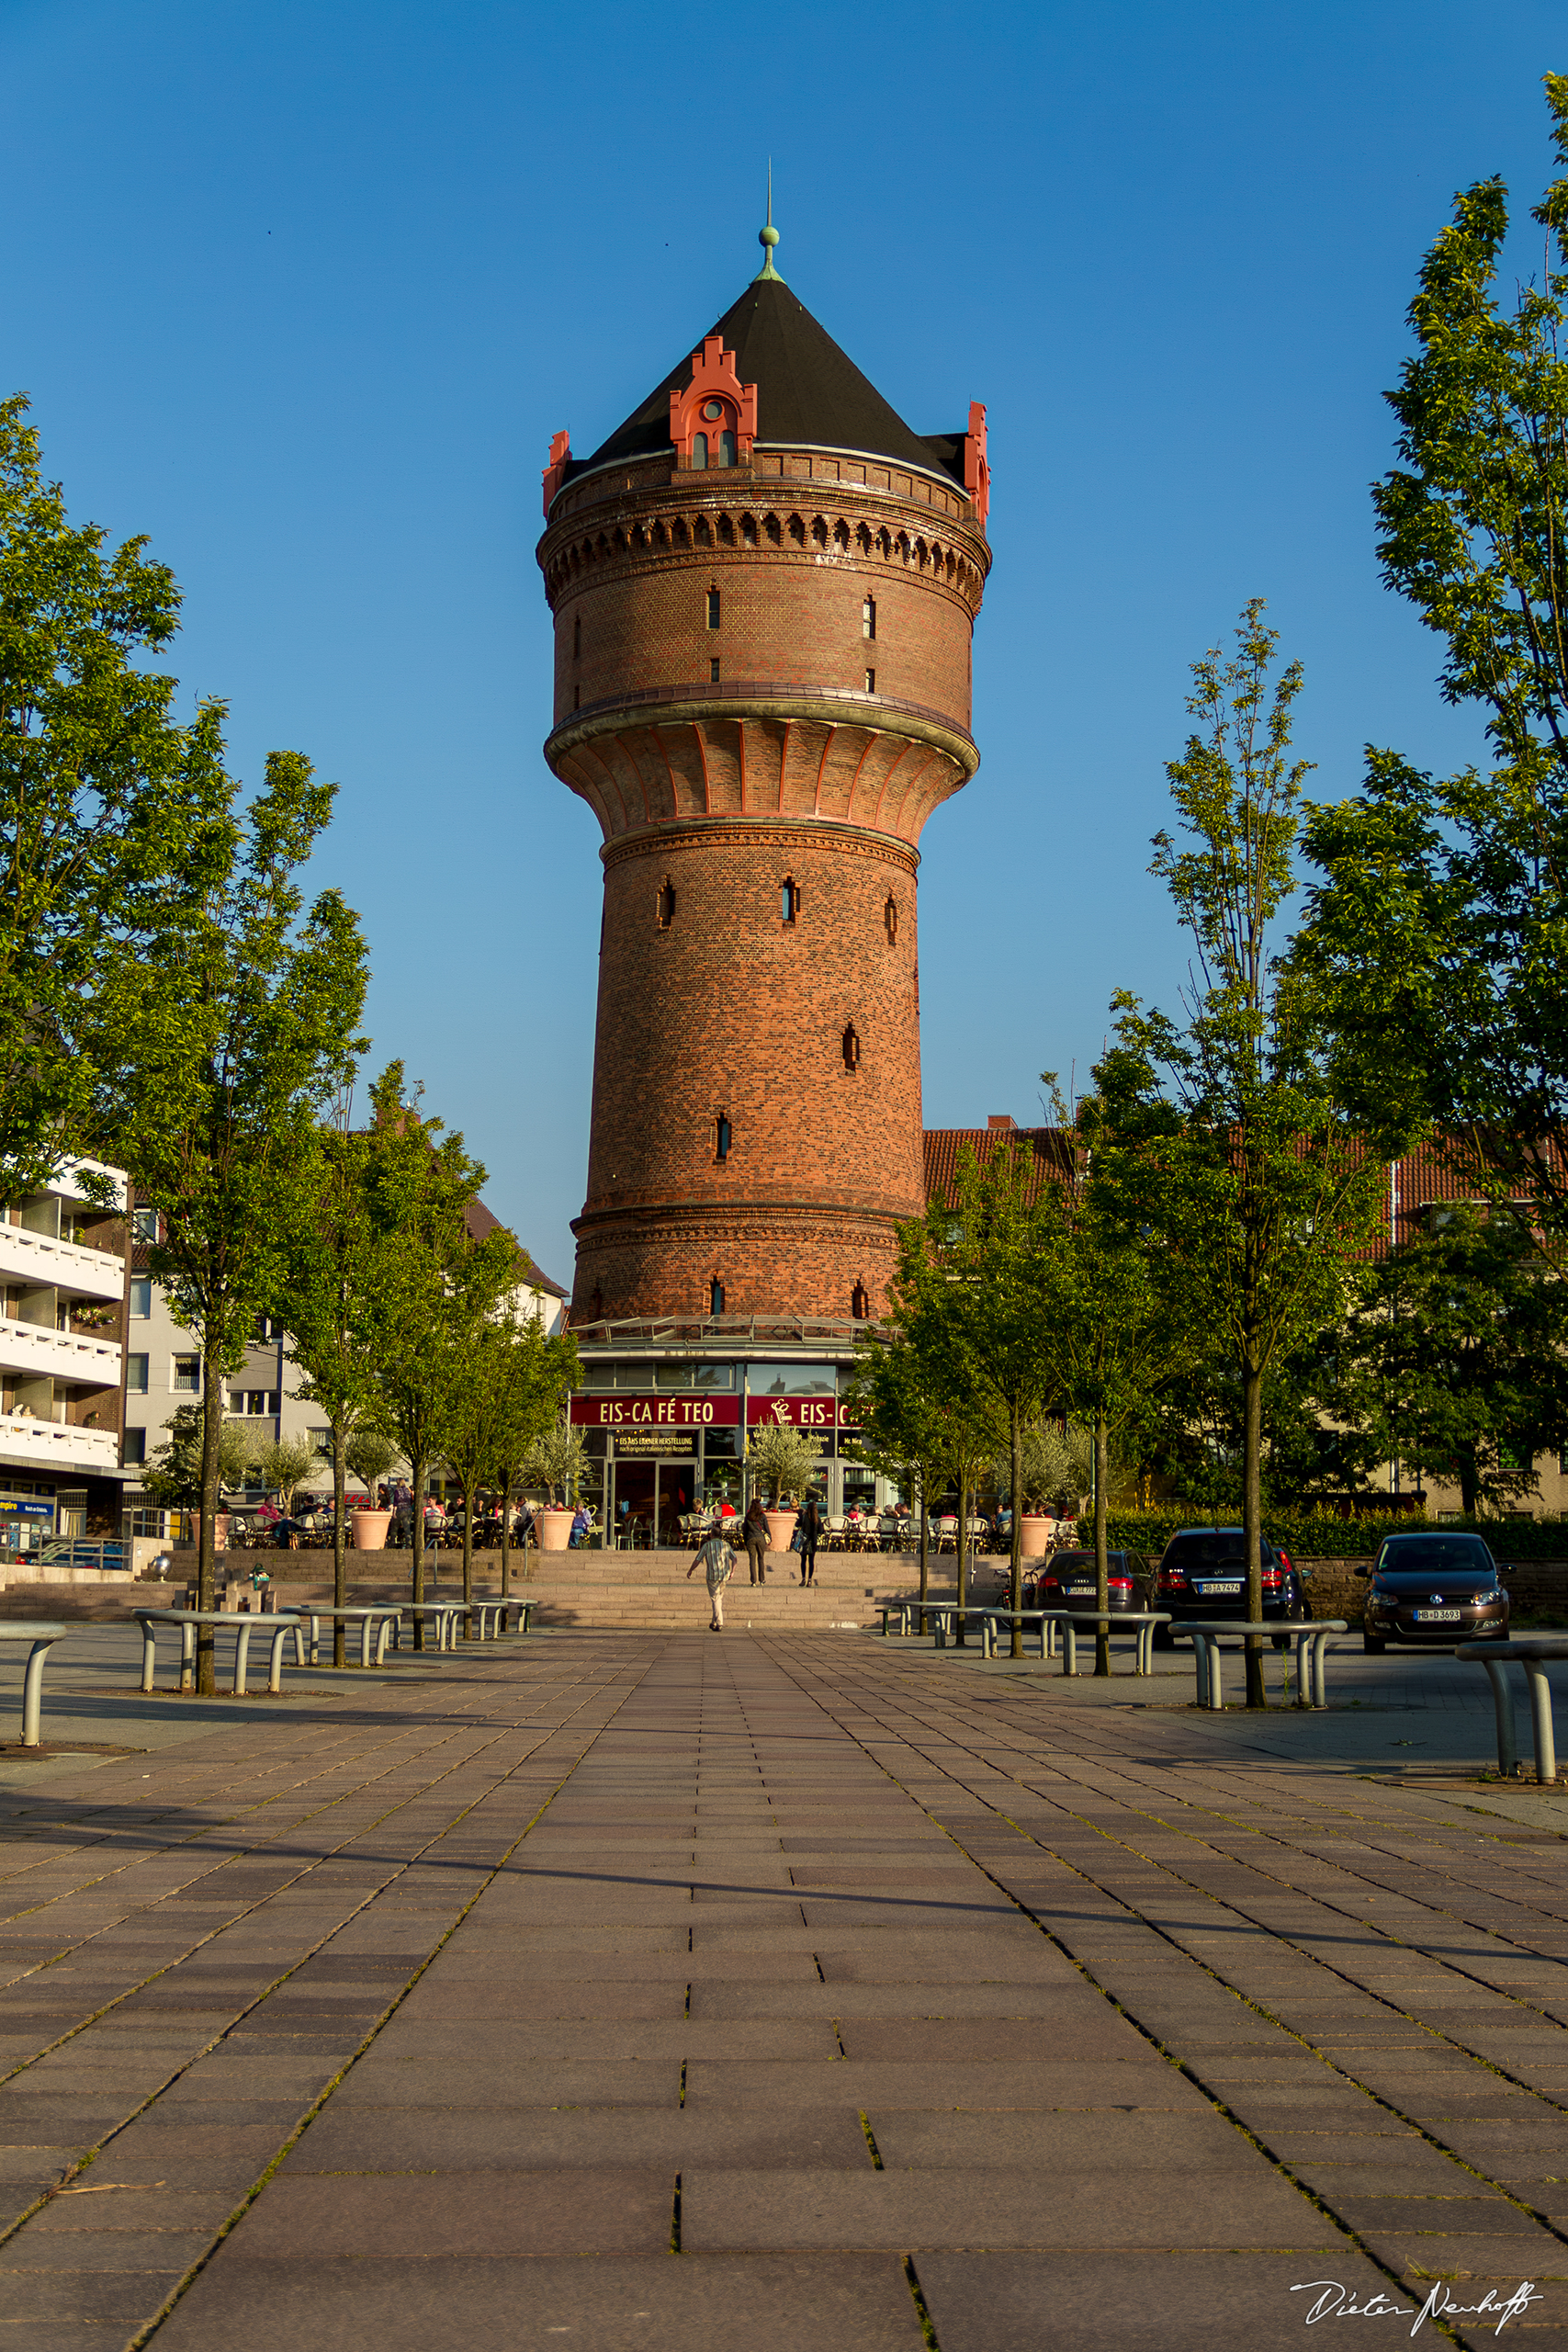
[1025,1549,1140,1615]
[1359,1532,1509,1654]
[1151,1527,1307,1649]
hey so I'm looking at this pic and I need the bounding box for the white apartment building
[0,1159,130,1555]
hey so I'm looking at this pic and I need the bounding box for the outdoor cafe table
[1177,1618,1349,1712]
[0,1622,69,1747]
[278,1603,400,1669]
[1457,1637,1568,1784]
[132,1608,300,1696]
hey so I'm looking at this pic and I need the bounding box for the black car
[1359,1532,1509,1653]
[1026,1550,1140,1615]
[1151,1527,1307,1648]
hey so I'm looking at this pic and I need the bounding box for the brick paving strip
[0,1635,1561,2349]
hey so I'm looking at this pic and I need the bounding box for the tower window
[710,1277,726,1316]
[692,432,709,470]
[842,1023,861,1071]
[573,685,581,710]
[781,876,800,924]
[706,588,721,629]
[592,1283,604,1319]
[863,596,876,639]
[657,879,675,929]
[573,615,581,660]
[718,429,737,467]
[715,1113,731,1162]
[710,657,721,683]
[885,893,897,944]
[864,667,876,694]
[852,1281,869,1320]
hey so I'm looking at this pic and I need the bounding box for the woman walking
[796,1494,822,1587]
[741,1496,770,1586]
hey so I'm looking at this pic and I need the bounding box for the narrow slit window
[692,431,708,469]
[657,879,675,929]
[706,587,721,629]
[573,685,581,710]
[710,1277,726,1316]
[718,429,737,467]
[851,1281,869,1320]
[573,614,581,660]
[864,667,876,693]
[710,657,721,683]
[842,1023,861,1071]
[715,1113,731,1162]
[863,596,876,639]
[885,893,898,944]
[781,876,800,923]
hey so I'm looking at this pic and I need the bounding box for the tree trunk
[332,1422,347,1668]
[410,1452,427,1650]
[196,1347,221,1695]
[955,1463,968,1644]
[461,1472,474,1634]
[1458,1453,1480,1516]
[1009,1406,1023,1659]
[1243,1355,1266,1708]
[1094,1410,1111,1678]
[918,1477,929,1636]
[500,1478,511,1600]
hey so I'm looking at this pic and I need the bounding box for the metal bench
[1457,1638,1568,1785]
[925,1605,1170,1677]
[0,1622,70,1747]
[133,1608,302,1696]
[1177,1619,1349,1711]
[398,1602,465,1653]
[278,1604,400,1668]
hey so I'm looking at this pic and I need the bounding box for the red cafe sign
[570,1392,859,1430]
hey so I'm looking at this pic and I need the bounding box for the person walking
[687,1526,735,1631]
[796,1493,822,1587]
[741,1495,770,1586]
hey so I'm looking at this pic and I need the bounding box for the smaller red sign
[746,1396,859,1430]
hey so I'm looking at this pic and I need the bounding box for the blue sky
[2,0,1561,1282]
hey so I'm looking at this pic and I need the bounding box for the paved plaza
[0,1623,1565,2350]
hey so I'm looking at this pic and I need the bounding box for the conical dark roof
[581,275,961,483]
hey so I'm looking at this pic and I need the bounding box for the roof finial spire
[754,160,784,282]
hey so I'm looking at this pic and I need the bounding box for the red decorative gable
[963,401,989,528]
[669,335,759,468]
[542,428,571,519]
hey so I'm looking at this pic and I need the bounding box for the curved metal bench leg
[179,1622,195,1693]
[1191,1633,1209,1708]
[1312,1630,1329,1713]
[267,1631,286,1695]
[1526,1661,1557,1785]
[141,1623,157,1694]
[360,1614,374,1670]
[1482,1658,1517,1777]
[1210,1638,1225,1711]
[1292,1628,1311,1709]
[1063,1622,1077,1678]
[234,1622,252,1698]
[20,1639,51,1747]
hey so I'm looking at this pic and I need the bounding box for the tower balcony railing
[570,1312,882,1353]
[550,676,973,749]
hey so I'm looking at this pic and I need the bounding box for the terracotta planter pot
[1020,1515,1052,1560]
[763,1510,798,1554]
[537,1508,574,1552]
[212,1513,230,1552]
[351,1509,393,1552]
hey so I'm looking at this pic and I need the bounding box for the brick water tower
[536,219,990,1330]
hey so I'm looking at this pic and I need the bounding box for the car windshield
[1164,1533,1273,1568]
[1048,1552,1128,1573]
[1375,1537,1495,1577]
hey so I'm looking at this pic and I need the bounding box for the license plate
[1414,1609,1462,1623]
[1068,1585,1095,1597]
[1197,1582,1242,1595]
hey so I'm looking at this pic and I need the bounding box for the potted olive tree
[1010,1420,1092,1556]
[523,1423,587,1551]
[745,1423,822,1554]
[345,1427,399,1549]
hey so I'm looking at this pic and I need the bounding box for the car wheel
[1362,1631,1385,1655]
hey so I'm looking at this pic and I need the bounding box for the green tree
[96,745,367,1691]
[0,397,227,1196]
[845,1329,959,1630]
[481,1313,580,1595]
[433,1226,537,1626]
[1100,605,1381,1705]
[144,1404,254,1511]
[248,1431,318,1516]
[1301,81,1568,1265]
[743,1422,822,1507]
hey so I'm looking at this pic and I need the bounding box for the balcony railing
[0,1319,121,1384]
[0,1416,120,1471]
[0,1223,125,1304]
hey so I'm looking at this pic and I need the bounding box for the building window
[573,614,581,660]
[710,1277,725,1315]
[852,1281,870,1320]
[710,657,721,683]
[864,667,875,694]
[885,893,898,944]
[132,1207,159,1243]
[122,1427,146,1465]
[126,1352,149,1395]
[591,1283,604,1319]
[715,1114,731,1163]
[782,876,800,924]
[692,431,708,470]
[657,878,675,929]
[706,587,721,629]
[842,1023,861,1071]
[229,1390,280,1418]
[173,1355,199,1393]
[573,685,581,710]
[130,1277,152,1318]
[253,1314,281,1341]
[718,429,737,467]
[863,596,876,639]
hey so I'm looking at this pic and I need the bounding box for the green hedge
[1073,1510,1568,1561]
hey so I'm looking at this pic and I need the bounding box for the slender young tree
[1100,605,1381,1705]
[481,1312,580,1599]
[96,746,367,1693]
[844,1330,958,1633]
[433,1226,537,1630]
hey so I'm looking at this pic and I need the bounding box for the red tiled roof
[922,1127,1077,1206]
